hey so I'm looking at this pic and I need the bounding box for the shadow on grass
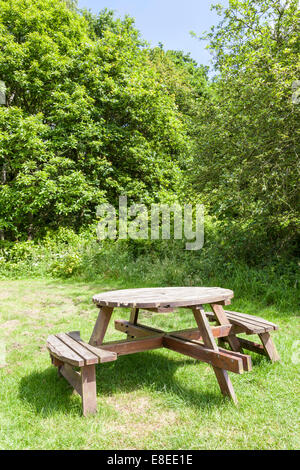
[19,350,225,417]
[19,367,83,417]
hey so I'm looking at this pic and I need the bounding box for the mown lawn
[0,278,299,450]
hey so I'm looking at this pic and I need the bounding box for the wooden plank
[225,312,276,332]
[129,308,139,324]
[60,364,82,395]
[210,303,229,324]
[213,368,237,402]
[92,287,234,309]
[233,337,267,356]
[47,335,84,366]
[206,312,261,334]
[116,320,245,377]
[56,333,98,365]
[259,332,280,362]
[206,312,264,334]
[100,335,163,356]
[213,299,232,306]
[51,355,63,368]
[81,365,97,416]
[171,325,232,340]
[89,306,113,346]
[143,307,174,313]
[192,306,218,351]
[210,303,242,352]
[163,335,244,374]
[225,311,278,329]
[115,320,156,338]
[192,306,238,403]
[218,346,252,371]
[127,308,139,339]
[114,320,233,341]
[68,331,117,363]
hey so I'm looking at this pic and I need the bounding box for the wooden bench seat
[47,332,117,416]
[206,310,278,335]
[46,308,279,415]
[206,310,279,362]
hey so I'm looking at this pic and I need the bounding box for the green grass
[0,277,299,450]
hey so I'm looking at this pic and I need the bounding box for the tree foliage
[190,0,299,256]
[0,0,190,239]
[0,0,298,261]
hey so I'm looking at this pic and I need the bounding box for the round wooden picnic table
[92,286,234,309]
[46,286,279,415]
[90,286,239,404]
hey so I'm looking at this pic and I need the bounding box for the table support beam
[192,305,238,404]
[113,320,248,374]
[99,335,164,355]
[89,306,113,346]
[115,319,233,341]
[211,303,242,353]
[127,308,139,339]
[162,335,244,374]
[59,363,97,416]
[259,332,280,362]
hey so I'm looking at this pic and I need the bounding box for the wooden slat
[115,318,250,371]
[225,311,278,329]
[163,335,244,374]
[127,308,139,339]
[56,333,98,365]
[115,320,157,338]
[68,331,117,363]
[211,304,242,352]
[213,368,236,401]
[180,337,252,371]
[89,306,113,346]
[210,304,229,324]
[192,306,218,351]
[206,312,266,334]
[60,364,82,395]
[233,337,267,356]
[50,355,63,368]
[225,312,277,332]
[81,365,97,416]
[259,332,280,362]
[207,311,259,333]
[213,299,232,306]
[172,325,232,340]
[114,320,233,341]
[217,346,252,371]
[129,308,139,324]
[92,287,234,309]
[47,335,84,366]
[100,335,163,356]
[143,307,174,313]
[192,306,238,403]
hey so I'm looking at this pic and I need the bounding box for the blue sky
[77,0,228,66]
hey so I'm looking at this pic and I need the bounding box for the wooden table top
[93,286,234,309]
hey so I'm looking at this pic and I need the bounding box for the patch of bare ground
[0,291,11,300]
[1,319,20,333]
[104,394,178,441]
[17,295,77,321]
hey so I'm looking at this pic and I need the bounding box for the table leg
[58,362,97,416]
[210,303,242,353]
[127,308,139,339]
[192,305,238,404]
[89,306,113,346]
[81,364,97,416]
[259,332,280,362]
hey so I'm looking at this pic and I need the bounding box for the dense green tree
[190,0,299,257]
[0,0,188,240]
